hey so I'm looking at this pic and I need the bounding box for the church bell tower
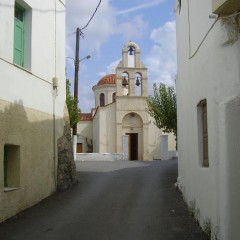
[116,41,148,97]
[115,41,150,160]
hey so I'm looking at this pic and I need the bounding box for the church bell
[122,76,128,87]
[135,77,140,86]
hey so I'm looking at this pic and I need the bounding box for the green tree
[66,79,81,128]
[147,83,177,137]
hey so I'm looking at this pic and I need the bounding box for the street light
[71,54,91,136]
[66,55,91,64]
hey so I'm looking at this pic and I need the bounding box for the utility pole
[73,27,80,136]
[72,27,80,161]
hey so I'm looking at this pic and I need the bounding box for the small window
[198,99,209,167]
[14,4,25,67]
[3,144,20,191]
[178,0,181,13]
[100,93,105,106]
[112,92,116,102]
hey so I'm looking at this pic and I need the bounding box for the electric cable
[81,0,102,31]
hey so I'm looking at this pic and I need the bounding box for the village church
[77,41,176,161]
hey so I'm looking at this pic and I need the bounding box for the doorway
[126,133,138,160]
[77,143,83,153]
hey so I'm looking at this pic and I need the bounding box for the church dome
[97,74,116,86]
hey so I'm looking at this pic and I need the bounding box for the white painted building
[175,0,240,239]
[0,0,66,222]
[77,41,176,161]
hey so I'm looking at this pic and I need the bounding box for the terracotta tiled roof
[97,74,116,86]
[80,113,92,121]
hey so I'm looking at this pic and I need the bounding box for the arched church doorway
[122,112,143,160]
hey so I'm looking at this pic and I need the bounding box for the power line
[81,0,102,31]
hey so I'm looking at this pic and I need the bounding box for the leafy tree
[147,83,177,137]
[66,79,81,128]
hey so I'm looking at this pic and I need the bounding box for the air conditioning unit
[212,0,240,14]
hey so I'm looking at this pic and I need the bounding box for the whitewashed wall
[0,0,66,117]
[176,0,240,239]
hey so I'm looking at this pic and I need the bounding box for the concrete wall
[0,0,66,222]
[176,0,240,239]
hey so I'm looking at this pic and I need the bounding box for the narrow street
[0,160,207,240]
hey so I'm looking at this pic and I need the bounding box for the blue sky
[66,0,176,113]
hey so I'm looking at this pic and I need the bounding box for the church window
[100,93,105,106]
[178,0,181,13]
[112,92,116,102]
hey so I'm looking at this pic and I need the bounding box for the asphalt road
[0,160,208,240]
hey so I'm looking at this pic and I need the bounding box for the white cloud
[98,59,121,77]
[145,20,177,89]
[116,15,148,41]
[66,1,150,56]
[116,0,165,15]
[106,59,121,74]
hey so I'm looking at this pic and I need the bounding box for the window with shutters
[14,4,25,67]
[197,99,209,167]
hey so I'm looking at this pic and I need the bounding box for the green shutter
[14,5,24,66]
[4,146,8,187]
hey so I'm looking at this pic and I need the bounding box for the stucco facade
[0,0,66,222]
[175,0,240,239]
[78,42,176,161]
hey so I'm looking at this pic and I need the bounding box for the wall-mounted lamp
[52,77,58,89]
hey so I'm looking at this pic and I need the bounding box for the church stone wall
[93,104,116,153]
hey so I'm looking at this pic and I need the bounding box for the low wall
[76,153,124,161]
